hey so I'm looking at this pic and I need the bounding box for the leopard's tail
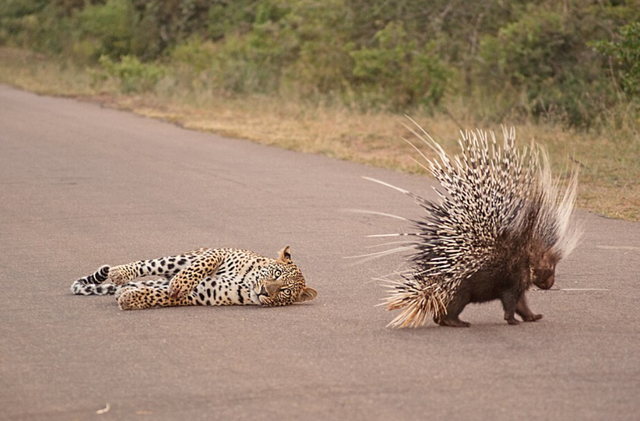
[70,265,116,295]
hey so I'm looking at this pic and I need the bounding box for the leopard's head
[251,246,317,306]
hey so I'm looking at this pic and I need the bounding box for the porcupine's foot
[515,294,543,322]
[503,306,521,325]
[504,313,520,325]
[502,291,526,325]
[437,317,471,328]
[435,298,471,327]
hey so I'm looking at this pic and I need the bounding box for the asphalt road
[1,84,639,421]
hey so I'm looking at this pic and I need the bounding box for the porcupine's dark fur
[365,121,580,328]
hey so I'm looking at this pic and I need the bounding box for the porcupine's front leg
[168,250,225,299]
[501,291,521,325]
[515,294,543,322]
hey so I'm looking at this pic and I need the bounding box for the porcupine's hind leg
[108,248,209,285]
[515,294,543,322]
[436,291,471,327]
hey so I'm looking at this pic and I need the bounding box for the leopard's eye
[274,269,282,278]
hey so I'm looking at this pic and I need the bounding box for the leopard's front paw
[169,280,188,299]
[117,289,144,310]
[108,265,136,285]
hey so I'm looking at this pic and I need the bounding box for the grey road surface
[1,85,639,421]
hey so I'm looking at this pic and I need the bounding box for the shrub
[99,55,165,93]
[478,4,613,127]
[78,0,134,59]
[592,22,640,97]
[350,21,450,110]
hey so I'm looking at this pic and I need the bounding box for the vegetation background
[1,0,639,219]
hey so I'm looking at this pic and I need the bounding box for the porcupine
[364,120,581,328]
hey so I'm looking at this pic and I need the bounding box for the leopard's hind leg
[117,283,196,310]
[108,248,210,285]
[113,279,170,300]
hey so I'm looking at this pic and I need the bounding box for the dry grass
[1,48,638,221]
[0,48,117,96]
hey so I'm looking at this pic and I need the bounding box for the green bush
[208,0,256,40]
[2,0,638,129]
[592,22,640,97]
[350,21,450,110]
[78,0,134,59]
[207,5,298,95]
[477,4,616,127]
[0,1,75,54]
[99,55,165,93]
[171,38,218,74]
[0,0,47,46]
[280,0,353,98]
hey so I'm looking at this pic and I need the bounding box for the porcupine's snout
[533,269,555,290]
[532,250,560,290]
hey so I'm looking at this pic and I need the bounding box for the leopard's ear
[277,245,292,264]
[296,286,317,302]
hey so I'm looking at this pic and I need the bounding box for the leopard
[70,245,317,310]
